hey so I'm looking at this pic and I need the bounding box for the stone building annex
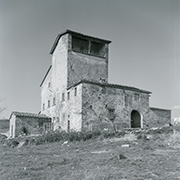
[10,30,171,137]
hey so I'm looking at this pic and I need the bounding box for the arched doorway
[131,110,141,128]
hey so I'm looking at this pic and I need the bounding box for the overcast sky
[0,0,180,119]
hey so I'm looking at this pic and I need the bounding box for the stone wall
[14,116,51,137]
[9,114,16,138]
[149,107,171,127]
[0,119,9,130]
[81,82,150,131]
[68,51,108,87]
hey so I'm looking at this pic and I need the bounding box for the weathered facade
[9,112,51,138]
[40,30,171,132]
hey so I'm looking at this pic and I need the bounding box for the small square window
[67,92,70,100]
[57,117,59,123]
[48,100,50,108]
[62,93,65,101]
[74,87,77,96]
[53,117,55,122]
[134,93,140,101]
[53,97,56,105]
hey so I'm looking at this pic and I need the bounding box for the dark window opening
[53,97,56,105]
[72,36,88,54]
[48,82,51,88]
[67,92,70,100]
[62,93,65,101]
[43,122,51,131]
[72,36,106,58]
[108,108,115,120]
[101,87,106,94]
[134,93,140,101]
[74,87,77,96]
[67,120,70,132]
[48,100,50,108]
[43,103,45,110]
[90,41,106,57]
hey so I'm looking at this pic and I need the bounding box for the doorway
[131,110,141,128]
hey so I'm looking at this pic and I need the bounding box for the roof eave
[67,80,152,94]
[40,65,52,87]
[49,29,112,55]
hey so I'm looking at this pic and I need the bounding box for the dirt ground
[1,131,180,180]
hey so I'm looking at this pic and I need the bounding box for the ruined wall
[81,82,150,131]
[67,35,109,87]
[148,108,171,127]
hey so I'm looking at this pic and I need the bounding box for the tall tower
[50,30,111,88]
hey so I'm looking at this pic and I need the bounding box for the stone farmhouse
[40,29,171,132]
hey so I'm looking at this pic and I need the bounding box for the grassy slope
[1,133,180,180]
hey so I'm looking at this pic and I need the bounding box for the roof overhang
[40,65,52,87]
[9,111,51,120]
[49,29,112,55]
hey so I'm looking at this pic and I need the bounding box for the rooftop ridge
[9,111,51,120]
[67,79,152,94]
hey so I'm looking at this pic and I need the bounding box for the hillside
[1,128,180,180]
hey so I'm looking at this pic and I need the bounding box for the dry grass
[1,129,180,180]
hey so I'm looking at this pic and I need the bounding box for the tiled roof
[40,65,52,87]
[67,80,152,94]
[10,111,51,120]
[49,29,112,54]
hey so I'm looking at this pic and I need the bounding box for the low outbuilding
[9,111,51,138]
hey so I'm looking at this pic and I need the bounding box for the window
[43,122,51,131]
[43,103,45,110]
[48,82,51,88]
[90,41,106,57]
[57,117,59,123]
[125,94,128,107]
[67,92,70,100]
[62,114,66,122]
[62,93,65,101]
[101,87,106,94]
[53,97,56,105]
[72,36,88,54]
[48,100,50,108]
[134,93,140,101]
[72,36,106,58]
[108,108,115,120]
[74,87,77,96]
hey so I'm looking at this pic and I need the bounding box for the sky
[0,0,180,119]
